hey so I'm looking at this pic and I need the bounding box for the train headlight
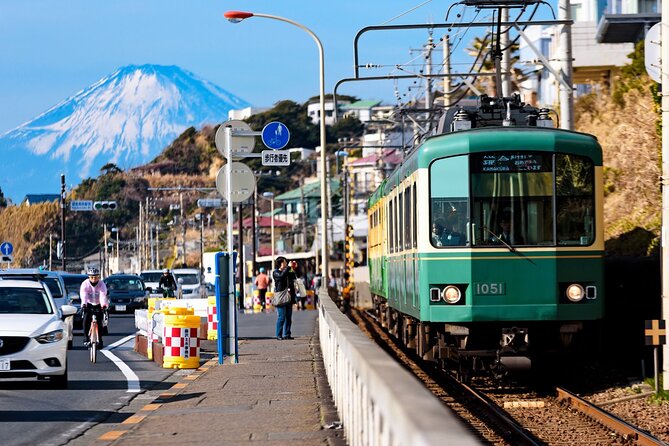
[442,286,461,304]
[566,284,585,302]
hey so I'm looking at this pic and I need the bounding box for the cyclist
[80,267,109,347]
[158,268,177,298]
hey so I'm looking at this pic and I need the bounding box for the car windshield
[105,278,144,291]
[175,274,199,285]
[140,272,162,283]
[1,276,63,298]
[0,288,53,314]
[62,276,86,294]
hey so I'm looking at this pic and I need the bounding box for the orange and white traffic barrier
[162,308,200,369]
[265,291,273,311]
[207,295,217,340]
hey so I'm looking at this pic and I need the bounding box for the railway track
[350,307,667,446]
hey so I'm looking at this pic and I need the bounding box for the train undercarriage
[372,295,591,383]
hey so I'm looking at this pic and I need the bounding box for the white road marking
[101,335,140,393]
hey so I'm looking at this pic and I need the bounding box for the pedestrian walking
[254,267,271,310]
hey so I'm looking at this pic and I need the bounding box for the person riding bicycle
[80,267,109,347]
[158,269,177,297]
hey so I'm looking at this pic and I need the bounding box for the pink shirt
[80,279,109,307]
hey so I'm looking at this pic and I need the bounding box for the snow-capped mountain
[0,64,250,201]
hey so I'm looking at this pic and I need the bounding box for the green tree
[0,187,7,208]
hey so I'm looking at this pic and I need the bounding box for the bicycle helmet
[87,267,100,276]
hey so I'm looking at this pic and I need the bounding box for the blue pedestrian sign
[261,121,290,150]
[0,242,13,256]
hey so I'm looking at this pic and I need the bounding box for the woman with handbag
[272,256,294,340]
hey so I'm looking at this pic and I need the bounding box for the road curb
[96,357,218,443]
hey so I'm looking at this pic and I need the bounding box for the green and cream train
[367,97,604,377]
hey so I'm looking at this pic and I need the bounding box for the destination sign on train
[473,153,551,173]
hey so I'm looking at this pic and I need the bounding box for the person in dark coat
[273,257,293,340]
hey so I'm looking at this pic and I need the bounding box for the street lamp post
[262,192,275,268]
[224,10,329,282]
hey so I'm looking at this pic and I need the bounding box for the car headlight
[35,329,64,344]
[442,285,462,304]
[566,284,585,302]
[133,297,145,303]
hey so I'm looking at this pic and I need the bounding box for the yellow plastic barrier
[207,295,217,340]
[253,289,262,312]
[265,291,273,311]
[162,307,200,369]
[306,290,315,310]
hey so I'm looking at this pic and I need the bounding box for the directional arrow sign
[261,121,290,150]
[70,200,93,211]
[0,242,14,256]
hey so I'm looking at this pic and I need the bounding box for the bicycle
[85,306,107,363]
[88,313,99,363]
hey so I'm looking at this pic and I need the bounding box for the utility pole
[238,203,244,309]
[300,180,307,249]
[442,34,451,107]
[425,31,433,111]
[49,234,53,271]
[180,188,186,267]
[251,192,257,275]
[138,203,143,271]
[501,7,512,97]
[103,224,108,277]
[558,0,574,130]
[60,174,66,271]
[156,224,160,268]
[661,0,669,391]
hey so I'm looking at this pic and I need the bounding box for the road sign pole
[224,126,238,364]
[60,174,66,271]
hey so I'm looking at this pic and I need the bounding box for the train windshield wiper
[483,227,517,253]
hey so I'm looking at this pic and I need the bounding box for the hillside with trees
[574,41,660,257]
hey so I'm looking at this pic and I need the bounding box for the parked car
[57,272,87,329]
[0,277,77,388]
[173,268,203,298]
[0,269,74,349]
[104,274,148,313]
[140,269,180,297]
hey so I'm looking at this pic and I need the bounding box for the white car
[173,268,203,298]
[0,279,77,388]
[0,269,74,349]
[140,269,180,298]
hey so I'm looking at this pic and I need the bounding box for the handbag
[294,278,307,296]
[273,288,291,306]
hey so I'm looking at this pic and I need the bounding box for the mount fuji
[0,64,250,202]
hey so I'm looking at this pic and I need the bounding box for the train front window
[470,152,554,246]
[556,154,595,245]
[429,155,469,247]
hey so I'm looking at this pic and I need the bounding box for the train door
[412,183,418,311]
[399,188,407,311]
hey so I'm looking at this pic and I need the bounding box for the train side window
[399,190,404,251]
[556,154,595,245]
[411,183,418,248]
[389,198,395,254]
[430,156,469,248]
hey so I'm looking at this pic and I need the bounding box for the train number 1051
[474,282,505,295]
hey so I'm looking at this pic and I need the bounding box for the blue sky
[0,0,556,134]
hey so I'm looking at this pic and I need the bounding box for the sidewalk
[98,311,346,445]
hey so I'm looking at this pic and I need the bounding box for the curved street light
[224,10,329,282]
